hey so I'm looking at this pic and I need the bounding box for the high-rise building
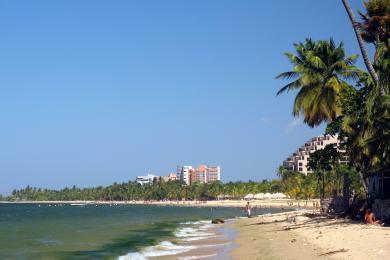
[177,166,193,185]
[282,135,348,175]
[207,166,221,182]
[177,165,221,185]
[191,165,207,183]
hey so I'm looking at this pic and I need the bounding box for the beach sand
[163,220,238,260]
[231,210,390,260]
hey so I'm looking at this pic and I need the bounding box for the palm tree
[358,0,390,51]
[341,0,380,84]
[276,38,362,127]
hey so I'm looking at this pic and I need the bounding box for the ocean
[0,203,287,259]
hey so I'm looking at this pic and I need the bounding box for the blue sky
[0,0,367,194]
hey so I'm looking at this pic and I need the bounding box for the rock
[212,218,224,224]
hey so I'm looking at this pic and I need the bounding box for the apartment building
[282,135,348,175]
[207,166,221,182]
[177,165,221,185]
[177,166,193,185]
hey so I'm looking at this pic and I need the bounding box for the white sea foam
[118,219,218,260]
[118,241,195,260]
[179,220,210,225]
[174,227,214,238]
[179,253,217,260]
[182,235,216,242]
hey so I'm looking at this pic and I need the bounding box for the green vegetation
[276,38,362,127]
[4,178,316,201]
[277,0,390,197]
[6,180,283,201]
[5,167,365,202]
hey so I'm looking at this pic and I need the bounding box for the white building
[282,135,348,175]
[177,165,221,185]
[176,166,193,185]
[136,174,157,185]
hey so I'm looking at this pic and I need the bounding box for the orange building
[187,165,221,184]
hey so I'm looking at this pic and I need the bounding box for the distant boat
[70,203,86,206]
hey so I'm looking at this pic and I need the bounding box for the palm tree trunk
[341,0,380,86]
[359,170,368,192]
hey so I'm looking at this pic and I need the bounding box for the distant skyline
[0,0,368,195]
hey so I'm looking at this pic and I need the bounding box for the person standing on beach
[246,202,251,218]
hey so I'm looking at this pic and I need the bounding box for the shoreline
[230,210,390,260]
[0,199,319,209]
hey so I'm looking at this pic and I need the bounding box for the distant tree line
[2,166,364,202]
[0,176,330,201]
[5,180,280,201]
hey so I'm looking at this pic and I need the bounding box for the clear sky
[0,0,367,195]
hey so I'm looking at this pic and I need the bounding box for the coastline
[230,210,390,260]
[0,199,318,209]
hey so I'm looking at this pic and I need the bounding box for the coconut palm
[276,38,362,127]
[342,0,380,84]
[359,0,390,49]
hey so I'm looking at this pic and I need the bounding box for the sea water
[0,203,286,259]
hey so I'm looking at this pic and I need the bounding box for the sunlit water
[0,203,287,259]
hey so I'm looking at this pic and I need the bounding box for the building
[162,172,177,182]
[177,166,193,185]
[178,165,221,185]
[282,135,348,175]
[207,166,221,182]
[191,165,207,183]
[136,174,158,185]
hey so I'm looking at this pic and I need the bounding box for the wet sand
[169,220,238,260]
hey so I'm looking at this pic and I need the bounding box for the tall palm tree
[358,0,390,50]
[276,38,362,127]
[341,0,380,84]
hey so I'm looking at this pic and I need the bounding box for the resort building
[136,174,158,185]
[162,172,177,182]
[177,165,221,185]
[282,135,348,175]
[207,166,221,182]
[177,166,193,185]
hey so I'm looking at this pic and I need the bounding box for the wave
[179,220,210,225]
[118,219,219,259]
[118,241,195,260]
[179,253,217,260]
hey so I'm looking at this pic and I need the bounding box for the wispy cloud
[285,118,301,134]
[260,117,271,124]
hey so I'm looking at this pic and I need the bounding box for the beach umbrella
[244,193,254,200]
[264,193,271,199]
[254,193,264,199]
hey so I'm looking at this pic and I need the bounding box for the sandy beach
[231,210,390,260]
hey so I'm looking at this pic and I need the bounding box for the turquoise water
[0,203,286,259]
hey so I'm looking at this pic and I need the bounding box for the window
[299,168,303,171]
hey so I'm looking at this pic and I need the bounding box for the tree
[276,38,362,127]
[341,0,380,84]
[308,144,340,199]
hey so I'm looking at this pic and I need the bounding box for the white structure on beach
[136,174,158,185]
[245,193,287,200]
